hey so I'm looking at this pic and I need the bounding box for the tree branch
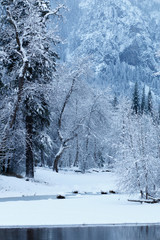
[42,4,65,24]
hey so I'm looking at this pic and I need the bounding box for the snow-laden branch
[42,4,65,24]
[58,77,76,131]
[0,50,7,58]
[6,9,28,64]
[153,71,160,76]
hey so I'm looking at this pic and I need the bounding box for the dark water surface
[0,225,160,240]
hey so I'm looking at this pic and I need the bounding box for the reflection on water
[0,225,160,240]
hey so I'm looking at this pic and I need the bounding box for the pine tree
[132,82,140,115]
[147,89,153,116]
[158,105,160,125]
[141,86,146,115]
[113,95,118,109]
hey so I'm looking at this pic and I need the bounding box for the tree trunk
[0,62,28,175]
[5,157,11,174]
[145,185,148,200]
[53,154,61,173]
[140,190,144,199]
[26,115,34,178]
[0,147,11,174]
[40,148,44,167]
[94,138,97,165]
[53,144,66,173]
[0,149,6,174]
[0,159,5,174]
[74,136,79,167]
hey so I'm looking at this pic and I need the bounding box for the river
[0,224,160,240]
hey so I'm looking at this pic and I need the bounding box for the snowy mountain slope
[77,0,158,68]
[60,0,160,96]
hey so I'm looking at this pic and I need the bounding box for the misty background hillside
[56,0,160,98]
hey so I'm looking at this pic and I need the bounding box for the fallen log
[128,199,160,204]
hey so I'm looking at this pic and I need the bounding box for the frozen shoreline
[1,223,160,229]
[0,168,160,226]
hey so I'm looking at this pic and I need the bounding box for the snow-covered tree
[132,82,140,115]
[141,86,146,114]
[47,56,115,173]
[51,59,92,172]
[116,98,160,199]
[147,89,153,116]
[0,0,64,177]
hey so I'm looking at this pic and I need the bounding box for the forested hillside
[60,0,160,96]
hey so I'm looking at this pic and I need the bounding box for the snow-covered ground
[0,167,160,226]
[0,168,117,197]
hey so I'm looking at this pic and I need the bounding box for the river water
[0,225,160,240]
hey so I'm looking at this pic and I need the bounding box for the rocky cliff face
[54,0,160,95]
[77,0,159,68]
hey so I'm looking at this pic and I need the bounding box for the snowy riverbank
[0,168,159,226]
